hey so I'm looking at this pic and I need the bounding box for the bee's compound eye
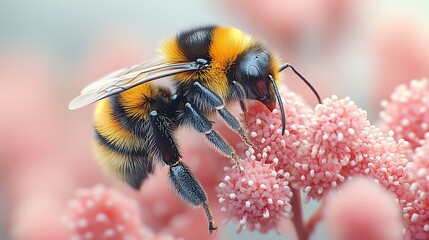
[248,65,261,79]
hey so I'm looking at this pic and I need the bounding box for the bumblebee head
[235,49,286,134]
[236,50,274,108]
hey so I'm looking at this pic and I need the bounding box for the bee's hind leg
[169,161,217,233]
[149,110,217,233]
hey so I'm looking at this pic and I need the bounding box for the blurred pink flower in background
[0,31,173,240]
[379,79,429,149]
[64,185,146,239]
[324,177,403,240]
[371,15,429,108]
[0,46,76,240]
[225,0,359,49]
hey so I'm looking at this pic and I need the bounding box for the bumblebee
[69,25,321,232]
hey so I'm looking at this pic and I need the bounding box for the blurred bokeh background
[1,0,429,239]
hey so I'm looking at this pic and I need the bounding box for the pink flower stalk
[294,95,370,200]
[379,79,429,149]
[64,184,177,240]
[324,177,403,240]
[216,157,292,233]
[244,87,311,172]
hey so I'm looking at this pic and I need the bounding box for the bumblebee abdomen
[94,98,148,150]
[93,84,161,188]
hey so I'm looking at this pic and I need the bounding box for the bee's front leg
[193,82,258,149]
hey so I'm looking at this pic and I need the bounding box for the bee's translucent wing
[69,59,202,110]
[79,59,163,95]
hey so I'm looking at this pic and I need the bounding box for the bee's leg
[183,102,242,171]
[149,110,181,164]
[149,110,217,233]
[169,161,217,233]
[193,82,258,149]
[232,81,247,115]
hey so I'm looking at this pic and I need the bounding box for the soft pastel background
[1,0,429,239]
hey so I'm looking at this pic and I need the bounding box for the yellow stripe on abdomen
[94,98,144,150]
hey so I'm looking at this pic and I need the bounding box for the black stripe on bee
[177,25,215,62]
[94,130,146,157]
[109,95,147,136]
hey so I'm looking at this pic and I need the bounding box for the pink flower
[10,196,68,240]
[324,177,403,240]
[216,157,292,233]
[379,79,429,149]
[341,126,413,201]
[244,87,311,172]
[371,16,429,109]
[402,133,429,239]
[294,95,370,200]
[411,133,429,194]
[64,184,145,239]
[308,95,369,166]
[224,0,359,50]
[402,191,429,240]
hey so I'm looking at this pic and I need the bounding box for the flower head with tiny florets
[243,87,311,173]
[63,185,178,240]
[379,79,429,149]
[293,95,371,200]
[217,156,292,233]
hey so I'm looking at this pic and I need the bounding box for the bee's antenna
[279,64,322,104]
[269,75,286,135]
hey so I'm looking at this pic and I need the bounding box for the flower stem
[290,188,308,240]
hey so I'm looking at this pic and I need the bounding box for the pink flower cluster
[379,79,429,149]
[412,133,429,193]
[216,88,303,233]
[380,79,429,239]
[217,158,292,233]
[63,185,178,240]
[243,88,311,172]
[58,78,429,239]
[216,79,429,239]
[295,95,371,200]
